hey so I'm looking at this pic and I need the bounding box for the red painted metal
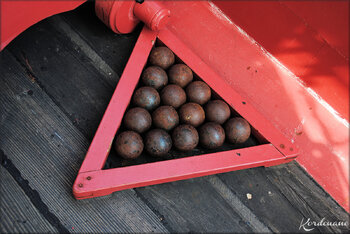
[74,144,296,199]
[213,0,349,122]
[95,0,170,34]
[160,1,349,211]
[0,0,86,50]
[73,25,298,199]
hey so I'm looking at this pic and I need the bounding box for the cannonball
[199,122,225,149]
[179,103,205,127]
[152,106,179,131]
[123,107,152,133]
[225,117,251,144]
[114,131,144,159]
[160,84,186,109]
[168,64,193,88]
[149,47,175,70]
[145,129,172,157]
[141,66,168,90]
[205,100,230,124]
[133,86,160,111]
[172,124,199,151]
[186,81,211,105]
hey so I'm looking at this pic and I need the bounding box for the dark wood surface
[1,3,349,233]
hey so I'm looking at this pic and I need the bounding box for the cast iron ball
[225,117,251,144]
[186,81,211,105]
[199,122,225,149]
[149,47,175,70]
[172,124,199,151]
[179,102,205,127]
[160,84,186,109]
[133,86,160,111]
[205,100,231,124]
[141,66,168,90]
[145,129,172,157]
[152,106,179,131]
[123,107,152,133]
[114,131,144,159]
[168,64,193,88]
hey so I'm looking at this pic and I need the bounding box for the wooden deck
[1,3,349,233]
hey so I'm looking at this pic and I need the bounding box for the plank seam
[133,189,174,233]
[52,16,119,86]
[7,50,88,140]
[0,149,65,233]
[290,163,349,213]
[207,175,272,233]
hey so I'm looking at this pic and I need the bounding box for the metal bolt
[86,176,92,180]
[78,183,83,188]
[280,144,285,149]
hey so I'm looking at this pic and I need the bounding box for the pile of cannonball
[114,45,251,159]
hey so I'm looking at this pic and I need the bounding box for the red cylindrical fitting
[95,0,170,34]
[134,1,170,31]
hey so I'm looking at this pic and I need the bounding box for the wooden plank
[60,2,141,78]
[218,164,349,233]
[7,17,116,140]
[218,167,308,233]
[265,162,350,233]
[0,51,168,233]
[0,166,57,233]
[135,177,252,233]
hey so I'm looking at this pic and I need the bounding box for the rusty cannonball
[225,117,251,144]
[160,84,186,109]
[199,122,225,149]
[179,103,205,127]
[168,64,193,88]
[141,66,168,90]
[152,106,179,131]
[205,100,231,124]
[123,107,152,133]
[114,131,144,159]
[186,81,211,105]
[145,129,172,157]
[133,86,160,111]
[149,47,175,70]
[172,124,199,151]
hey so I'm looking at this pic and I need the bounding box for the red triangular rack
[73,26,297,199]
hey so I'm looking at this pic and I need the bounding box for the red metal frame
[73,26,297,199]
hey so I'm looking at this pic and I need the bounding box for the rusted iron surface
[179,102,205,127]
[168,64,193,88]
[133,86,160,111]
[152,105,179,131]
[186,81,211,105]
[141,66,168,90]
[123,107,152,133]
[114,131,144,159]
[149,46,175,70]
[205,100,230,124]
[145,129,172,157]
[199,122,225,149]
[225,117,251,144]
[172,124,199,151]
[160,84,186,109]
